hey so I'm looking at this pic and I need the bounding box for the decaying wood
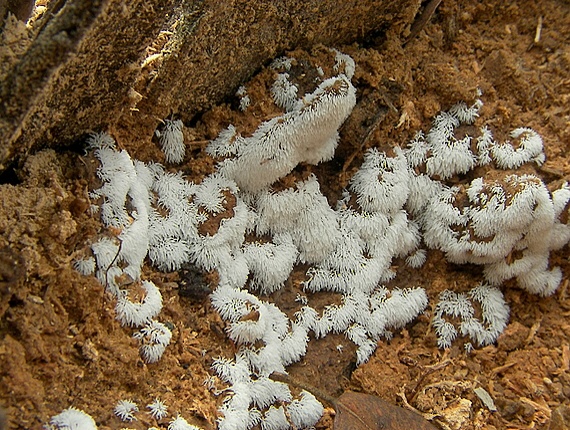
[0,0,420,173]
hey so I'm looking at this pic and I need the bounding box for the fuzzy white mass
[421,174,565,296]
[115,280,163,327]
[243,234,299,294]
[134,320,172,363]
[271,73,299,112]
[255,174,341,264]
[168,414,203,430]
[75,49,570,430]
[157,119,185,164]
[147,398,168,420]
[47,407,97,430]
[73,257,95,276]
[490,127,545,169]
[114,399,139,422]
[433,284,509,349]
[211,74,356,192]
[405,101,481,180]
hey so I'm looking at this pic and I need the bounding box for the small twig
[404,0,443,46]
[341,107,387,175]
[105,238,123,293]
[408,358,451,403]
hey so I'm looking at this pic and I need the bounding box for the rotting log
[0,0,420,172]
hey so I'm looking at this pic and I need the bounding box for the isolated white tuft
[147,398,168,420]
[462,284,509,346]
[114,399,139,422]
[86,131,116,151]
[433,285,509,349]
[48,407,97,430]
[134,320,172,363]
[157,119,185,164]
[433,290,473,349]
[236,86,251,112]
[333,48,356,80]
[270,56,295,71]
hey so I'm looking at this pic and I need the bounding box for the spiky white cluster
[73,257,95,276]
[211,71,356,192]
[147,398,168,420]
[156,119,185,164]
[115,280,163,327]
[134,320,173,363]
[168,414,202,430]
[47,407,97,430]
[403,99,570,296]
[114,399,139,422]
[236,86,251,112]
[75,47,570,429]
[421,173,567,296]
[433,284,509,349]
[211,355,323,430]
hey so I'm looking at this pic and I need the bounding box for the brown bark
[0,0,420,172]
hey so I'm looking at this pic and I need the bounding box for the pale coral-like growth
[433,284,509,349]
[491,127,545,169]
[115,280,163,327]
[421,174,562,295]
[134,320,172,363]
[213,75,356,192]
[168,414,203,430]
[73,257,95,276]
[147,398,168,420]
[256,175,341,264]
[48,407,98,430]
[114,399,139,422]
[157,119,185,164]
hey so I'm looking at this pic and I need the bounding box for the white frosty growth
[212,74,356,192]
[168,414,203,430]
[491,127,545,169]
[433,285,509,349]
[157,119,185,164]
[114,399,139,422]
[349,147,411,215]
[147,398,168,420]
[73,257,95,276]
[256,175,341,264]
[134,320,172,363]
[421,174,563,295]
[405,100,482,180]
[115,280,163,327]
[271,73,299,112]
[236,86,251,112]
[243,234,299,294]
[47,407,98,430]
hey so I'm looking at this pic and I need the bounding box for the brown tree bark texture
[0,0,420,172]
